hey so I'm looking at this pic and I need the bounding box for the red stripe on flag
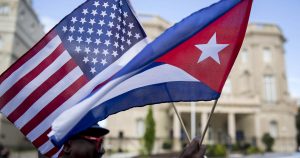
[21,75,89,135]
[44,147,60,158]
[0,43,64,110]
[0,31,57,85]
[8,59,77,123]
[32,128,51,147]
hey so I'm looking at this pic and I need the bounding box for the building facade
[0,0,44,149]
[105,15,298,153]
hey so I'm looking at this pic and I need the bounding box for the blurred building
[105,15,298,153]
[0,0,44,149]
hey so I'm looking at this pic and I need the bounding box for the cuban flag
[50,0,253,147]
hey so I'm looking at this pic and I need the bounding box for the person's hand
[179,137,206,158]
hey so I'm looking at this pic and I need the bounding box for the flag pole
[199,99,219,145]
[171,102,191,143]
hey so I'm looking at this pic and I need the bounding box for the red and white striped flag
[0,0,147,157]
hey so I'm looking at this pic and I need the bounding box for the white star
[75,46,81,53]
[111,4,117,10]
[82,9,88,15]
[113,42,119,48]
[78,27,85,34]
[122,20,126,26]
[134,33,141,39]
[84,47,91,54]
[106,30,113,37]
[98,20,105,26]
[126,39,131,45]
[119,0,123,6]
[91,10,98,16]
[101,59,107,66]
[95,39,101,45]
[92,58,98,65]
[93,1,100,7]
[103,2,109,8]
[116,24,121,30]
[195,33,229,64]
[68,36,74,42]
[127,31,132,37]
[85,37,92,44]
[90,67,96,74]
[121,37,125,42]
[115,33,120,39]
[83,57,89,63]
[69,26,75,33]
[102,49,109,56]
[100,11,107,17]
[110,13,116,19]
[117,16,121,22]
[76,36,83,43]
[62,26,68,32]
[123,12,128,18]
[104,40,111,47]
[80,18,86,24]
[87,28,94,35]
[71,17,77,23]
[128,23,134,29]
[108,21,114,28]
[97,29,103,36]
[94,48,100,55]
[120,45,124,51]
[112,51,118,57]
[89,19,96,25]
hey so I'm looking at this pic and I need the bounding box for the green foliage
[206,144,227,157]
[262,133,274,152]
[231,143,240,152]
[246,146,262,155]
[162,140,172,150]
[143,106,156,156]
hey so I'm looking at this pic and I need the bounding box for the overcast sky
[32,0,300,99]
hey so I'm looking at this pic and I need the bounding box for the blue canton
[55,0,146,79]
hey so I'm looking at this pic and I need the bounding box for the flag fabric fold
[0,0,147,157]
[49,0,253,148]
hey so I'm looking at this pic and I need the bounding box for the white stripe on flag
[0,36,61,96]
[27,77,96,141]
[2,51,71,116]
[38,141,55,155]
[15,66,83,129]
[94,64,199,107]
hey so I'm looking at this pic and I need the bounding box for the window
[264,75,277,103]
[263,47,272,63]
[136,119,145,137]
[0,4,10,15]
[241,49,248,63]
[270,121,278,138]
[222,79,232,94]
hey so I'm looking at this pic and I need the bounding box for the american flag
[0,0,147,157]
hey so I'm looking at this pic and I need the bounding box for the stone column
[173,113,181,151]
[254,113,261,146]
[201,112,208,143]
[228,113,236,143]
